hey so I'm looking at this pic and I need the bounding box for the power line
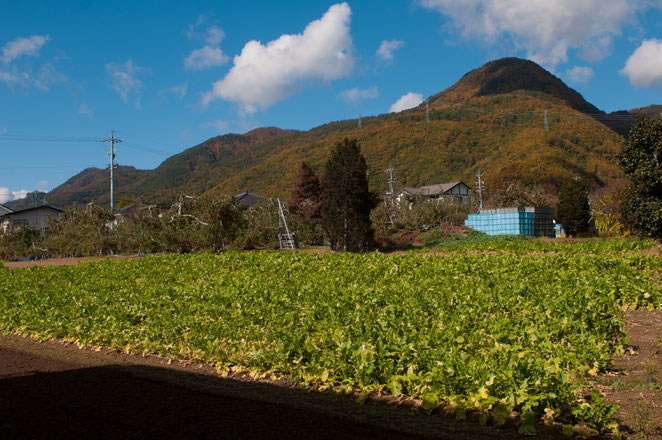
[0,135,103,142]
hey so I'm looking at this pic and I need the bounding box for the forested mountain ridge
[12,57,658,209]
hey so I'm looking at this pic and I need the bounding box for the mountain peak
[429,57,603,115]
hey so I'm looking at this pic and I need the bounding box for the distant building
[396,181,473,204]
[234,192,267,208]
[0,205,63,232]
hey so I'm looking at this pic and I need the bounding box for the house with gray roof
[0,204,63,232]
[396,181,473,203]
[234,192,267,208]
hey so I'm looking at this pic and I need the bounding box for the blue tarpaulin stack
[464,207,555,237]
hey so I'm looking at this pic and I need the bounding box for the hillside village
[2,57,659,255]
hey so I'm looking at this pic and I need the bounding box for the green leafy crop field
[1,242,660,433]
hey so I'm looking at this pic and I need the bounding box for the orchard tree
[618,116,662,238]
[555,178,591,236]
[321,138,378,252]
[288,161,322,225]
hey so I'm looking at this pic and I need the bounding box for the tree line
[1,119,660,261]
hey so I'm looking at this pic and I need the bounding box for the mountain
[22,57,659,209]
[428,58,603,115]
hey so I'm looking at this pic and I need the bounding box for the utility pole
[425,99,430,122]
[475,169,484,213]
[385,164,396,204]
[358,113,362,129]
[384,164,396,226]
[102,130,121,212]
[544,110,549,131]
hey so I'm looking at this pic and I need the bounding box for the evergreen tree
[618,116,662,238]
[321,138,378,252]
[288,161,322,225]
[555,178,591,236]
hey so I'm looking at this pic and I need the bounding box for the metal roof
[400,181,471,196]
[234,192,267,208]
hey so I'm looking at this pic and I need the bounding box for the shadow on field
[0,354,585,439]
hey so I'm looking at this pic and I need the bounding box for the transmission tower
[102,130,121,212]
[475,169,484,213]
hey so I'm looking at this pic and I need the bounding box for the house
[0,203,13,216]
[396,181,473,204]
[0,205,63,231]
[234,192,267,208]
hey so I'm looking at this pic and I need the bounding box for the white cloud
[185,22,229,70]
[338,86,378,104]
[206,25,225,46]
[0,69,27,87]
[34,63,68,90]
[106,60,145,105]
[36,180,48,191]
[158,82,188,99]
[78,103,93,117]
[565,66,594,84]
[1,35,50,64]
[389,92,424,113]
[621,39,662,88]
[0,187,12,203]
[0,34,64,90]
[12,190,29,200]
[376,39,404,62]
[185,46,229,70]
[419,0,644,68]
[202,3,355,113]
[201,119,229,134]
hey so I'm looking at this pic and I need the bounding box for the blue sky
[1,0,661,202]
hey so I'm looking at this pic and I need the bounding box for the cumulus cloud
[78,103,93,117]
[106,60,145,105]
[376,39,404,63]
[185,46,229,70]
[565,66,594,84]
[12,190,29,200]
[419,0,644,68]
[185,22,229,70]
[0,187,12,204]
[338,86,378,103]
[1,35,50,64]
[389,92,424,113]
[202,3,355,113]
[621,39,662,88]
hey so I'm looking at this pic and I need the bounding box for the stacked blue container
[464,207,555,237]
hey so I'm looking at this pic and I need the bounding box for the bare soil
[0,333,576,440]
[3,256,113,269]
[597,309,662,439]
